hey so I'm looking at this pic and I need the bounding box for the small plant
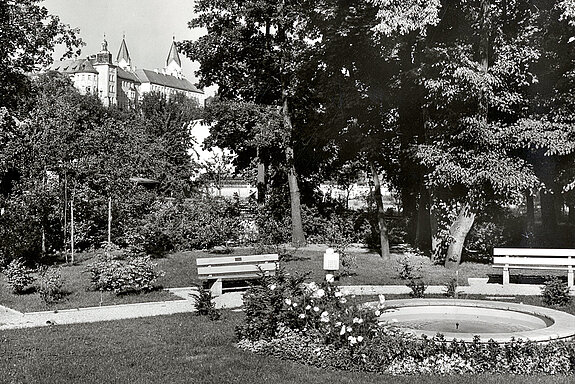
[444,278,458,298]
[192,286,221,321]
[542,276,572,307]
[407,279,427,298]
[37,266,65,304]
[4,259,35,293]
[397,255,422,280]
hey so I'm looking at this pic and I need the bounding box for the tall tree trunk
[540,190,557,235]
[256,148,266,206]
[429,192,444,263]
[282,96,306,247]
[525,191,535,237]
[370,161,390,259]
[397,31,424,245]
[415,184,431,252]
[445,203,476,269]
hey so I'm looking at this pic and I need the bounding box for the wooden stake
[71,190,75,264]
[108,196,112,246]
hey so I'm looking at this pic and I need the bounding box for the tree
[181,0,333,246]
[0,0,82,110]
[137,92,202,197]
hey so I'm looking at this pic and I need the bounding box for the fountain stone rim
[370,298,575,343]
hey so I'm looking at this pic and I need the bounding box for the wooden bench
[493,248,575,287]
[196,254,279,296]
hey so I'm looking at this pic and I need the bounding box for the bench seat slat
[196,254,279,267]
[493,257,575,266]
[199,271,276,281]
[493,265,572,271]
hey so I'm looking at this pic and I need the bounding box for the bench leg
[503,265,510,285]
[568,267,573,288]
[210,279,223,297]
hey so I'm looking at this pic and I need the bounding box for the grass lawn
[2,246,569,312]
[1,311,573,384]
[0,252,179,313]
[155,247,566,287]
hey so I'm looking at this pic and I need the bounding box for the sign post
[323,248,340,282]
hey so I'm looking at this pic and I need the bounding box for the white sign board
[323,248,340,271]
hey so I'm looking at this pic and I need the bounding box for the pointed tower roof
[116,36,131,64]
[166,37,181,67]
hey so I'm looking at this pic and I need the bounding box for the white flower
[358,318,363,324]
[315,289,325,298]
[299,313,306,319]
[269,284,276,291]
[353,317,360,324]
[339,297,347,304]
[292,302,298,307]
[306,282,318,292]
[305,305,311,310]
[347,326,353,333]
[335,321,342,327]
[348,336,357,345]
[285,298,292,305]
[340,325,346,335]
[334,291,343,297]
[313,306,320,312]
[375,310,381,316]
[357,336,364,342]
[320,311,330,322]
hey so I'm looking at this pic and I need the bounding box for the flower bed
[236,271,575,375]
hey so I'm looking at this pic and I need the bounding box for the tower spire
[117,35,131,70]
[166,37,181,68]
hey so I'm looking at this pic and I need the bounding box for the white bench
[196,253,279,296]
[493,248,575,287]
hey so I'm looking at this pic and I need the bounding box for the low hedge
[238,327,575,375]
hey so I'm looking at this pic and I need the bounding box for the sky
[43,0,215,95]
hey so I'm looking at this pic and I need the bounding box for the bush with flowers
[236,270,575,376]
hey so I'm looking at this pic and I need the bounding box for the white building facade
[49,37,205,108]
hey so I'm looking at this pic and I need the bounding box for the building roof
[50,59,98,74]
[117,67,140,83]
[134,69,203,94]
[166,39,181,67]
[116,37,131,64]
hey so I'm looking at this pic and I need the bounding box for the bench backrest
[493,248,575,257]
[197,253,279,280]
[493,248,575,266]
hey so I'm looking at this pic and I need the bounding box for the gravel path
[0,283,571,331]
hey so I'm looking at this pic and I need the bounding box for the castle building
[49,37,205,108]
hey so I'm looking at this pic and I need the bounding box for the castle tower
[116,35,131,70]
[92,36,117,107]
[165,37,182,78]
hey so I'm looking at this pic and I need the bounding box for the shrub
[542,276,572,307]
[407,279,427,298]
[37,265,65,304]
[444,278,458,298]
[4,259,35,293]
[193,286,220,321]
[236,269,380,349]
[134,198,242,252]
[86,254,164,294]
[396,255,422,280]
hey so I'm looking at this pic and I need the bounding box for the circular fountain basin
[374,299,575,343]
